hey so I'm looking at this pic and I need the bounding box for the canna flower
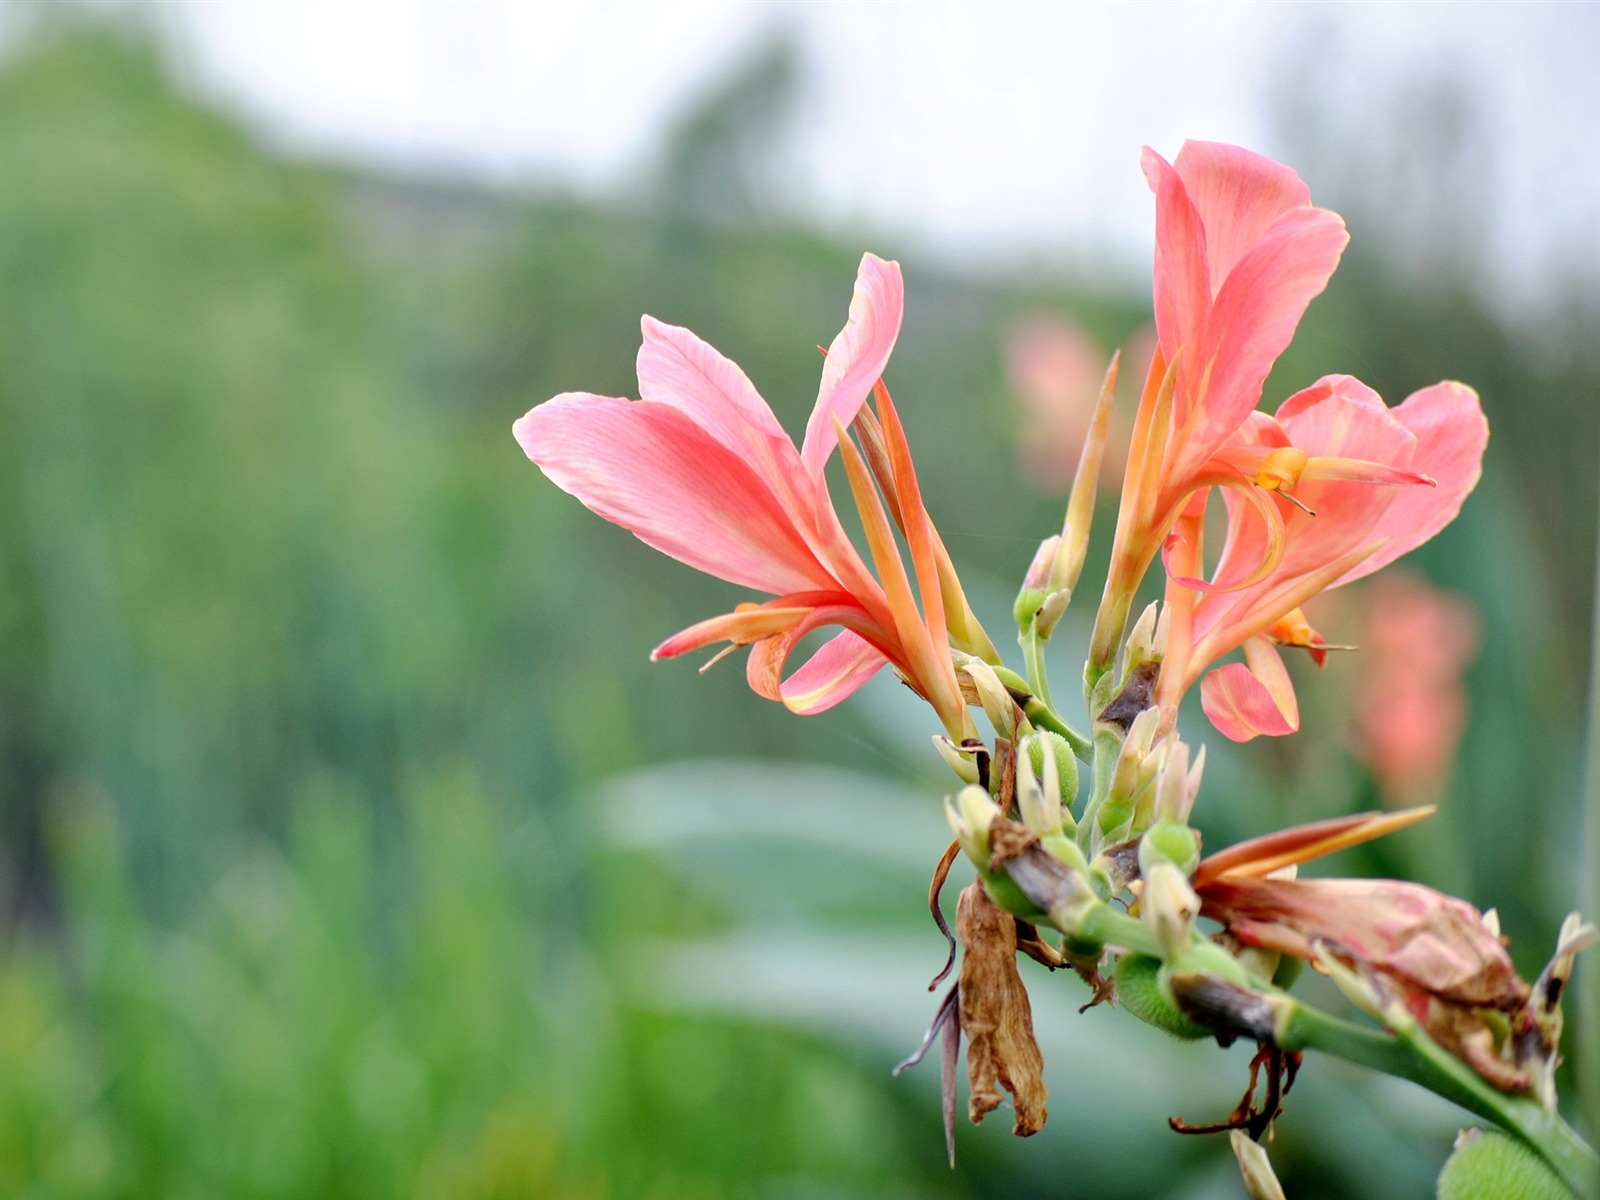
[1089,141,1350,679]
[1168,375,1487,740]
[513,253,982,739]
[1354,571,1481,802]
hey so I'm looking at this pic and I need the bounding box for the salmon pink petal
[801,254,905,476]
[515,394,830,595]
[1331,382,1487,586]
[1171,140,1313,292]
[1142,147,1211,369]
[745,604,892,706]
[776,630,891,715]
[1170,206,1349,477]
[1200,638,1300,741]
[637,316,800,485]
[650,598,836,660]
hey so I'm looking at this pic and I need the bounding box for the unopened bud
[1143,861,1199,959]
[1154,741,1204,826]
[1023,732,1080,822]
[962,659,1019,739]
[1123,601,1162,673]
[1034,588,1071,640]
[1014,536,1061,629]
[1015,740,1060,839]
[932,735,982,785]
[1229,1131,1287,1200]
[1139,819,1201,878]
[946,785,1002,869]
[1109,709,1163,804]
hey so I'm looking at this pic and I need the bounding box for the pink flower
[1090,141,1350,674]
[1172,375,1487,741]
[513,253,979,739]
[1354,571,1481,801]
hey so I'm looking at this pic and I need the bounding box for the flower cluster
[514,142,1594,1197]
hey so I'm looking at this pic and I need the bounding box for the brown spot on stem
[1099,661,1160,731]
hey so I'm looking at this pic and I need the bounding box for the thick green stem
[1279,1002,1597,1197]
[1076,729,1122,852]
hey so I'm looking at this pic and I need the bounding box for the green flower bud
[1113,954,1209,1040]
[1025,731,1080,816]
[945,785,1001,868]
[1436,1130,1568,1200]
[1139,819,1201,878]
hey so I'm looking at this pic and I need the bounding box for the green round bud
[1014,586,1049,629]
[1436,1130,1568,1200]
[1140,819,1201,876]
[1114,954,1210,1040]
[1097,798,1132,838]
[1025,730,1081,815]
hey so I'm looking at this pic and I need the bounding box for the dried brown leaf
[957,884,1048,1136]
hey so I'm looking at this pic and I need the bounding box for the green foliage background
[0,18,1593,1200]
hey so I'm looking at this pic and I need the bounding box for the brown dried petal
[957,884,1048,1136]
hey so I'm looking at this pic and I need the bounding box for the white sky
[102,2,1600,306]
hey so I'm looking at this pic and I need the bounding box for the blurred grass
[0,14,1594,1199]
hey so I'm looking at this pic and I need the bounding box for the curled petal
[745,605,891,713]
[1164,469,1287,593]
[1200,639,1299,742]
[651,594,846,659]
[802,253,905,475]
[775,630,890,715]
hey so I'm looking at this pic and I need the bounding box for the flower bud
[932,735,983,785]
[961,659,1020,739]
[1154,742,1205,826]
[1014,536,1061,629]
[1229,1131,1287,1200]
[1123,601,1164,675]
[946,785,1002,869]
[1142,861,1200,960]
[1140,819,1201,878]
[1022,732,1079,821]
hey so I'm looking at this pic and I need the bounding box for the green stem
[1279,1002,1597,1197]
[1076,729,1122,852]
[990,665,1092,761]
[1021,621,1053,711]
[987,843,1598,1196]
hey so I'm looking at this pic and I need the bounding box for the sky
[87,2,1600,311]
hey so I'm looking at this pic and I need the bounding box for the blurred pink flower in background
[1004,313,1139,491]
[1353,569,1480,804]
